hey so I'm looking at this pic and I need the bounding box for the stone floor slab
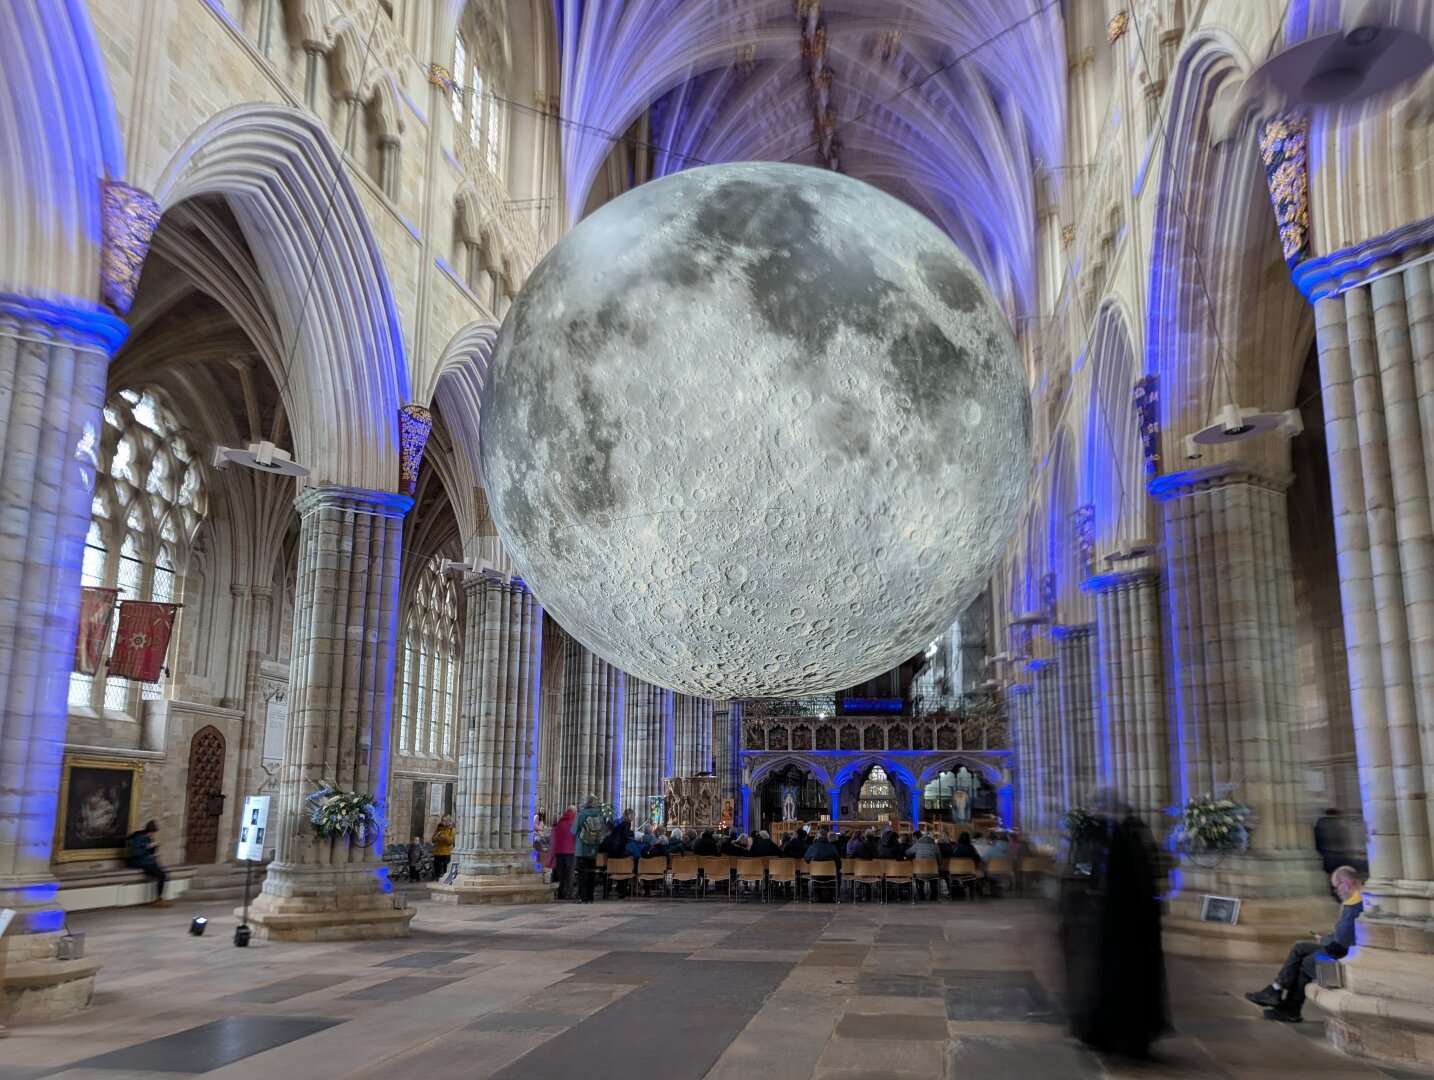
[53,1016,342,1074]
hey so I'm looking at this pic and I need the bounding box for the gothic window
[858,766,896,819]
[395,555,460,759]
[451,34,467,127]
[453,21,504,175]
[69,389,206,715]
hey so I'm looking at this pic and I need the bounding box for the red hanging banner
[74,587,119,675]
[108,601,178,682]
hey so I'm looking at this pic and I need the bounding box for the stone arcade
[3,1,1434,1075]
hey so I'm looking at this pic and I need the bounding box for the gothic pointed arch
[154,105,409,491]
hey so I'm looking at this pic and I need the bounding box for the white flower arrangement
[305,783,383,842]
[1169,785,1251,854]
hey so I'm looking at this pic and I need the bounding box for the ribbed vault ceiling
[556,0,1066,314]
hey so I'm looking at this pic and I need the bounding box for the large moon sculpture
[481,162,1029,698]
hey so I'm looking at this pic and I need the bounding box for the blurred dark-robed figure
[1059,791,1169,1059]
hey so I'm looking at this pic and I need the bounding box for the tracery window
[69,389,206,714]
[395,555,460,758]
[452,22,505,175]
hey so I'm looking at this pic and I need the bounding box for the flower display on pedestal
[306,784,384,844]
[1168,785,1252,854]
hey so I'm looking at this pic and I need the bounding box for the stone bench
[55,865,198,911]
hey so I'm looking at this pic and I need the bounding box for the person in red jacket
[550,805,577,899]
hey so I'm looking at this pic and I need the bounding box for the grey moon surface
[480,161,1030,697]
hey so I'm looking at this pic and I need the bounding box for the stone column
[619,676,671,813]
[672,694,714,777]
[1086,569,1168,823]
[1054,625,1099,808]
[244,485,416,941]
[1304,273,1434,1065]
[556,641,622,811]
[1030,657,1060,838]
[0,295,124,1020]
[1154,463,1326,959]
[1008,682,1036,830]
[713,699,740,806]
[431,574,547,905]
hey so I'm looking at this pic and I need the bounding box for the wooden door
[184,726,226,864]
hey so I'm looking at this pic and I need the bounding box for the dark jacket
[127,831,157,867]
[780,836,808,859]
[803,840,842,870]
[748,836,781,857]
[875,836,905,860]
[950,839,983,866]
[850,837,878,859]
[1323,892,1364,958]
[692,834,720,856]
[602,818,634,856]
[720,838,749,857]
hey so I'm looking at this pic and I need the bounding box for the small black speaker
[233,924,252,947]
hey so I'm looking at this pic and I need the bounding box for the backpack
[579,812,604,846]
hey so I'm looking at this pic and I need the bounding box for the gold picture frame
[55,756,145,863]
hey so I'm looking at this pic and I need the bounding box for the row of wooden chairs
[591,852,1034,903]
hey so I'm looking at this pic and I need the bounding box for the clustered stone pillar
[1305,270,1434,1062]
[1054,624,1099,809]
[555,642,622,811]
[1029,656,1061,837]
[671,694,714,777]
[1007,682,1036,831]
[0,296,124,1019]
[244,485,416,940]
[713,700,740,807]
[1155,463,1325,957]
[619,676,672,814]
[1088,569,1168,823]
[431,574,547,904]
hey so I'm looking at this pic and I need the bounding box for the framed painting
[56,756,144,863]
[1200,894,1242,925]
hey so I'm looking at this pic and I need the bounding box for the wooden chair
[637,857,669,897]
[985,856,1015,896]
[1017,853,1053,897]
[946,857,980,900]
[911,857,941,901]
[698,856,731,898]
[806,859,839,904]
[765,858,798,902]
[847,859,883,904]
[882,859,915,904]
[733,857,767,902]
[669,855,701,898]
[603,855,635,899]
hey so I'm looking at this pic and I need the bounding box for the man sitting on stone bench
[1244,865,1363,1023]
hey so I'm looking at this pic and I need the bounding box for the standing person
[406,835,425,882]
[551,805,577,899]
[431,814,456,881]
[573,795,604,904]
[126,820,171,907]
[1060,790,1167,1060]
[532,808,551,872]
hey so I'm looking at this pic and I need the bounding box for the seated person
[692,829,720,856]
[127,820,173,907]
[601,809,635,857]
[987,832,1013,859]
[803,830,843,871]
[1245,866,1364,1023]
[909,831,941,861]
[749,830,781,857]
[950,830,983,867]
[875,829,905,860]
[851,830,880,860]
[720,832,751,857]
[780,831,807,859]
[628,823,655,861]
[972,831,994,861]
[845,831,864,857]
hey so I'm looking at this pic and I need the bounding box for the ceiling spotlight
[1190,405,1302,447]
[211,441,309,478]
[1102,539,1157,564]
[189,916,208,937]
[1250,12,1433,106]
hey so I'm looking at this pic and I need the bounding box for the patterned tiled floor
[3,894,1428,1079]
